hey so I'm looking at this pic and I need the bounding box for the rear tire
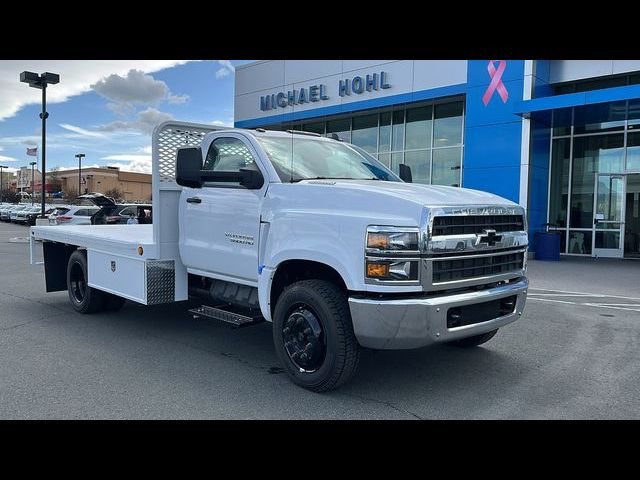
[272,279,360,392]
[449,329,498,347]
[66,250,106,314]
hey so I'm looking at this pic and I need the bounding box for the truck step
[189,304,264,328]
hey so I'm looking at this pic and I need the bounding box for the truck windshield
[257,135,401,183]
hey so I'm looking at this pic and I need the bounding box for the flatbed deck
[31,224,157,259]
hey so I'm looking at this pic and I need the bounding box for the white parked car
[9,205,30,223]
[49,205,100,225]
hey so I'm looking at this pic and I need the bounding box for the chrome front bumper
[348,277,528,350]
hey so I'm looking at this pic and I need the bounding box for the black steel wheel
[66,250,106,314]
[273,279,360,392]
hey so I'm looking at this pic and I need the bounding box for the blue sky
[0,60,252,174]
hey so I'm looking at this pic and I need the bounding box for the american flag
[26,147,37,157]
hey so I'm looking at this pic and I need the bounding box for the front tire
[67,250,106,314]
[449,329,498,347]
[272,279,360,392]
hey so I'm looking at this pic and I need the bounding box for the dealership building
[234,60,640,259]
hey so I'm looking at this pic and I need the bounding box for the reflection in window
[434,102,463,147]
[327,118,351,142]
[351,114,378,153]
[573,101,626,134]
[392,110,405,152]
[626,132,640,171]
[379,112,391,152]
[404,150,431,184]
[302,122,325,135]
[405,106,431,150]
[549,138,571,227]
[570,134,624,228]
[568,230,592,255]
[432,147,461,186]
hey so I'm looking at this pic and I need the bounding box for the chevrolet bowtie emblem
[476,229,502,247]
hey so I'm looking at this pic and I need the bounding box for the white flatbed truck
[31,121,529,391]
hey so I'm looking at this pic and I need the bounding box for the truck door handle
[186,197,202,204]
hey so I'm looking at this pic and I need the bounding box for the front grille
[433,215,524,236]
[433,251,525,283]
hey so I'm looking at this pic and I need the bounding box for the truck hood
[298,179,519,208]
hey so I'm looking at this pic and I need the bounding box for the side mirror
[239,166,264,190]
[176,146,203,188]
[399,164,413,183]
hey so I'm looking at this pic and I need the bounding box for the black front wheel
[272,280,360,392]
[67,250,106,314]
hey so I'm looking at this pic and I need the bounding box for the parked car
[9,205,30,223]
[0,204,16,221]
[77,193,152,225]
[20,206,57,226]
[48,205,100,225]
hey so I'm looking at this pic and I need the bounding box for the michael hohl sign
[260,71,391,111]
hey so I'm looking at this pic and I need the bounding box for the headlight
[365,226,421,283]
[366,227,419,253]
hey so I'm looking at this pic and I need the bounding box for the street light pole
[20,71,59,218]
[76,153,85,198]
[30,161,36,205]
[0,165,7,203]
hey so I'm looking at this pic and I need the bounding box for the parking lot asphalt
[1,221,639,419]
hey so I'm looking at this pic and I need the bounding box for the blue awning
[513,84,640,117]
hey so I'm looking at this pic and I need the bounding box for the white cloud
[92,69,169,105]
[0,154,18,162]
[99,107,173,134]
[59,123,107,138]
[167,94,189,104]
[0,60,193,121]
[102,154,151,162]
[215,60,235,79]
[105,157,152,174]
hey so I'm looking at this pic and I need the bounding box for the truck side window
[203,137,255,172]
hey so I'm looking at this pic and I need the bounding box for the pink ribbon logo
[482,60,509,106]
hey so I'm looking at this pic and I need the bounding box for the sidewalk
[526,256,640,297]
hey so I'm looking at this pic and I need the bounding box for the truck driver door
[179,134,266,284]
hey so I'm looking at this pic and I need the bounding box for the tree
[1,189,20,203]
[104,188,124,202]
[46,167,63,194]
[65,188,79,204]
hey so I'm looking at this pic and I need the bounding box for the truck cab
[31,122,528,392]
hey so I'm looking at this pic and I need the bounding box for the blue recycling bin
[535,225,560,261]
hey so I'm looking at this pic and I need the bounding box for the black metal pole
[0,167,3,203]
[31,163,34,205]
[40,85,47,218]
[78,157,81,197]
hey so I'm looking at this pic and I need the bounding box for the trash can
[535,223,560,261]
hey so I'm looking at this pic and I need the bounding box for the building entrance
[624,174,640,258]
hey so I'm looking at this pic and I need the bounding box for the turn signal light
[366,262,389,277]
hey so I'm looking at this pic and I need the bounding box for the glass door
[592,174,625,258]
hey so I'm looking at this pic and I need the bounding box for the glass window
[433,101,463,147]
[391,110,405,152]
[431,147,462,187]
[573,101,626,134]
[569,134,624,228]
[351,114,378,153]
[379,112,391,153]
[574,76,627,93]
[391,152,404,175]
[568,230,592,255]
[302,122,325,135]
[378,153,391,168]
[204,137,256,172]
[405,106,432,150]
[326,118,351,142]
[256,135,400,182]
[626,131,640,171]
[627,100,640,130]
[549,138,571,227]
[404,150,431,184]
[552,108,572,136]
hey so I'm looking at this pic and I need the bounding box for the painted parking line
[527,289,640,313]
